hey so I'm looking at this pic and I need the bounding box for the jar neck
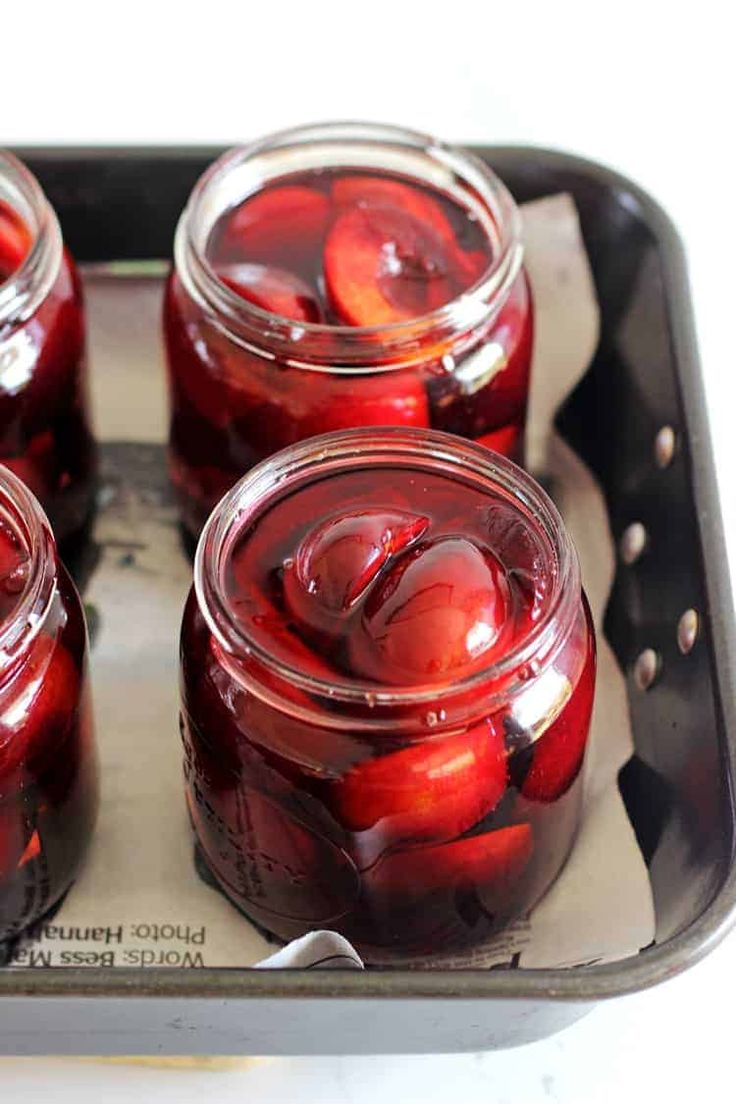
[174,122,524,371]
[0,151,63,331]
[195,429,581,735]
[0,467,58,678]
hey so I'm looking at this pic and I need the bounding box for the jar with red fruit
[0,466,98,946]
[180,428,595,962]
[165,123,533,537]
[0,152,96,547]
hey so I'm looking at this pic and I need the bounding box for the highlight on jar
[164,122,533,537]
[179,428,595,963]
[0,152,97,548]
[0,465,98,947]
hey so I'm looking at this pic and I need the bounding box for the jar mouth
[0,150,63,329]
[195,428,580,717]
[0,465,57,671]
[176,122,524,370]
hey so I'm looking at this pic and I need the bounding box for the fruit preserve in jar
[0,465,98,945]
[180,429,595,962]
[0,152,96,547]
[165,122,533,537]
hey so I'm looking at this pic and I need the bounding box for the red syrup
[165,126,533,537]
[180,430,594,961]
[0,470,98,944]
[0,162,97,548]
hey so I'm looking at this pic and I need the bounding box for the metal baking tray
[0,146,733,1055]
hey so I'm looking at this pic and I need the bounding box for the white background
[2,2,734,1099]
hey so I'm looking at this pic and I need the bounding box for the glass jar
[180,428,595,962]
[165,122,533,537]
[0,152,97,547]
[0,466,98,945]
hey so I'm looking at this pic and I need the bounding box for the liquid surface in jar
[206,169,495,325]
[0,198,31,283]
[0,515,29,626]
[224,466,552,687]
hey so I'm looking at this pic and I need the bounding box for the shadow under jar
[164,122,533,539]
[180,428,595,964]
[0,152,97,548]
[0,466,98,947]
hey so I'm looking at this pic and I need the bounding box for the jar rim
[194,428,581,719]
[174,121,524,370]
[0,150,62,329]
[0,465,57,671]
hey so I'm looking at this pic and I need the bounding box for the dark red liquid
[0,198,96,546]
[165,168,533,536]
[0,517,98,944]
[0,200,31,282]
[181,465,594,960]
[207,170,494,324]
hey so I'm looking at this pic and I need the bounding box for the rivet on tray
[620,522,648,565]
[677,608,699,655]
[633,648,660,691]
[654,426,676,469]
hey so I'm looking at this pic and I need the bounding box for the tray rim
[1,143,734,1005]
